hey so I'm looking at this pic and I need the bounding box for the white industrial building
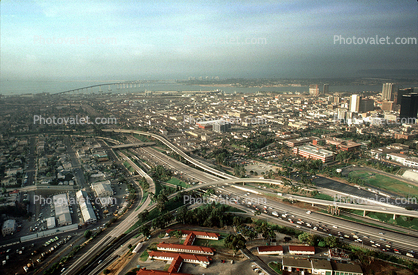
[91,180,113,197]
[46,217,56,229]
[76,190,97,224]
[2,219,16,237]
[53,194,72,226]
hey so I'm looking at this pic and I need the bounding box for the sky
[1,0,417,80]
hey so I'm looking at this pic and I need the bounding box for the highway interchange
[35,129,418,274]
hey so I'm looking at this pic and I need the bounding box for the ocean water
[0,80,413,95]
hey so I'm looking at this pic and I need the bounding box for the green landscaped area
[135,191,149,211]
[348,170,418,198]
[167,177,190,188]
[193,232,228,249]
[365,212,418,231]
[313,193,334,201]
[268,262,283,274]
[126,197,185,233]
[123,161,135,173]
[139,251,149,261]
[339,215,405,233]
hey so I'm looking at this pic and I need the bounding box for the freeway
[217,185,418,257]
[137,146,221,183]
[60,130,418,273]
[102,129,234,179]
[61,152,155,275]
[180,178,418,218]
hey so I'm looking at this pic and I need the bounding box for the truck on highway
[406,253,414,258]
[272,211,279,217]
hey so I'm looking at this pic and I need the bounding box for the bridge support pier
[312,203,315,207]
[363,210,367,217]
[393,213,396,220]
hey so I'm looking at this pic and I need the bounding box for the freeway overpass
[102,129,418,218]
[102,129,235,180]
[182,178,418,219]
[111,142,155,149]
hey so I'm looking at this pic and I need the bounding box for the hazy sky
[1,0,417,80]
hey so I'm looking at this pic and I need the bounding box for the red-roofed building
[148,251,212,268]
[136,267,191,275]
[257,245,283,255]
[289,245,315,255]
[183,232,196,246]
[157,242,215,255]
[168,255,183,273]
[166,229,220,240]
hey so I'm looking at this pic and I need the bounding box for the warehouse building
[2,219,17,236]
[53,194,72,226]
[76,190,97,224]
[91,180,113,197]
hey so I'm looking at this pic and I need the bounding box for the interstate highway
[217,185,418,256]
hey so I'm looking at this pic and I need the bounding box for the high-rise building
[309,84,319,96]
[382,83,396,101]
[359,98,374,112]
[323,84,329,95]
[334,96,340,104]
[350,94,360,113]
[212,121,231,133]
[400,93,418,119]
[396,88,413,105]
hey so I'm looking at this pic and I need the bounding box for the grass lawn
[268,262,283,274]
[339,215,405,233]
[366,212,418,231]
[167,177,190,188]
[193,237,225,249]
[348,170,418,198]
[139,251,149,262]
[313,193,334,201]
[123,161,135,173]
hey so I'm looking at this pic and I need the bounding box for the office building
[350,94,360,113]
[396,88,413,104]
[309,84,319,96]
[293,145,334,163]
[400,93,418,119]
[323,84,329,95]
[212,121,231,133]
[359,98,374,112]
[382,83,396,101]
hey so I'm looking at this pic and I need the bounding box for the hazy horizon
[1,0,417,81]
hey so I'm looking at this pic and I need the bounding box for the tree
[103,269,110,274]
[324,236,339,248]
[139,224,151,238]
[84,230,92,239]
[224,234,246,254]
[138,209,149,222]
[157,194,168,212]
